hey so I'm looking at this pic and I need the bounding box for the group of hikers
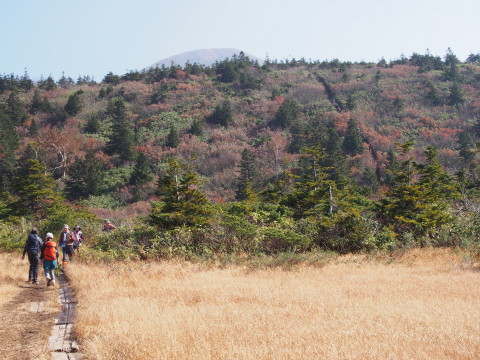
[22,220,116,286]
[22,224,84,286]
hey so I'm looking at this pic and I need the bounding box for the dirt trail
[0,280,58,360]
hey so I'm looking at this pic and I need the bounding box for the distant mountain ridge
[145,48,263,69]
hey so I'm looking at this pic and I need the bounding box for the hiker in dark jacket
[22,228,43,285]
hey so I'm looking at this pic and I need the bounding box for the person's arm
[22,237,28,259]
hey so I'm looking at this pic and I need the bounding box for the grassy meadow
[66,248,480,360]
[0,254,58,360]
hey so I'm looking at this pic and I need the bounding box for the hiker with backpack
[72,225,84,253]
[40,232,58,287]
[21,228,43,285]
[102,219,116,232]
[59,224,75,263]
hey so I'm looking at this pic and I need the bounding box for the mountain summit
[145,48,263,69]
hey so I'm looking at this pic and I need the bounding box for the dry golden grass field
[62,248,480,360]
[0,254,58,360]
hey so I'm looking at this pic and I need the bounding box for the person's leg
[44,261,51,285]
[50,261,56,285]
[67,246,74,260]
[29,253,39,283]
[62,247,67,262]
[28,255,33,281]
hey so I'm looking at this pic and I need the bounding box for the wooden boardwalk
[49,273,81,360]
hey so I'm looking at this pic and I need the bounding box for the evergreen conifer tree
[379,143,457,237]
[0,109,19,191]
[189,119,204,136]
[30,90,42,114]
[270,99,300,129]
[165,124,180,148]
[12,148,63,218]
[206,100,233,127]
[149,158,213,229]
[5,92,28,125]
[448,82,465,106]
[65,150,106,200]
[457,130,475,166]
[38,76,57,91]
[235,149,258,201]
[106,97,135,160]
[130,152,153,186]
[342,118,364,155]
[64,90,83,117]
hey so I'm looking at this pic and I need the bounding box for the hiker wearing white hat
[41,232,58,286]
[58,224,75,263]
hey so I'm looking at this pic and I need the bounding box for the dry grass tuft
[68,249,480,360]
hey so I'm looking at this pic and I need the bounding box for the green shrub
[0,221,29,252]
[375,226,399,251]
[260,226,311,253]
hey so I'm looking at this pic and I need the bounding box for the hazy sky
[1,0,479,81]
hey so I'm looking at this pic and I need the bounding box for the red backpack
[43,241,57,261]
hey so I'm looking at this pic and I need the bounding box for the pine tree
[322,122,348,186]
[30,90,42,114]
[216,60,238,83]
[342,118,364,155]
[29,118,38,136]
[165,124,180,148]
[206,100,233,127]
[448,82,465,106]
[38,76,57,91]
[12,150,63,218]
[424,80,443,106]
[0,109,19,191]
[65,150,106,200]
[64,90,83,117]
[384,147,399,186]
[149,158,213,229]
[106,97,135,160]
[189,119,204,136]
[5,92,28,125]
[457,130,475,166]
[379,144,457,237]
[19,70,34,92]
[416,146,460,201]
[130,152,153,185]
[235,149,258,201]
[270,99,300,129]
[84,115,101,134]
[282,145,335,218]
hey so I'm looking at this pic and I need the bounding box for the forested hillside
[2,50,480,255]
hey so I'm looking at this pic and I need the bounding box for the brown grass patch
[67,248,480,359]
[0,254,59,360]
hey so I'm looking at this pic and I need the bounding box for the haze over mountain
[145,48,263,69]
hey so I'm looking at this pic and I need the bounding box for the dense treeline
[1,50,480,257]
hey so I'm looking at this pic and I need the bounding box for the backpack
[25,234,42,255]
[43,241,57,261]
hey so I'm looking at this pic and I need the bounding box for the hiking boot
[47,279,52,287]
[32,280,39,285]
